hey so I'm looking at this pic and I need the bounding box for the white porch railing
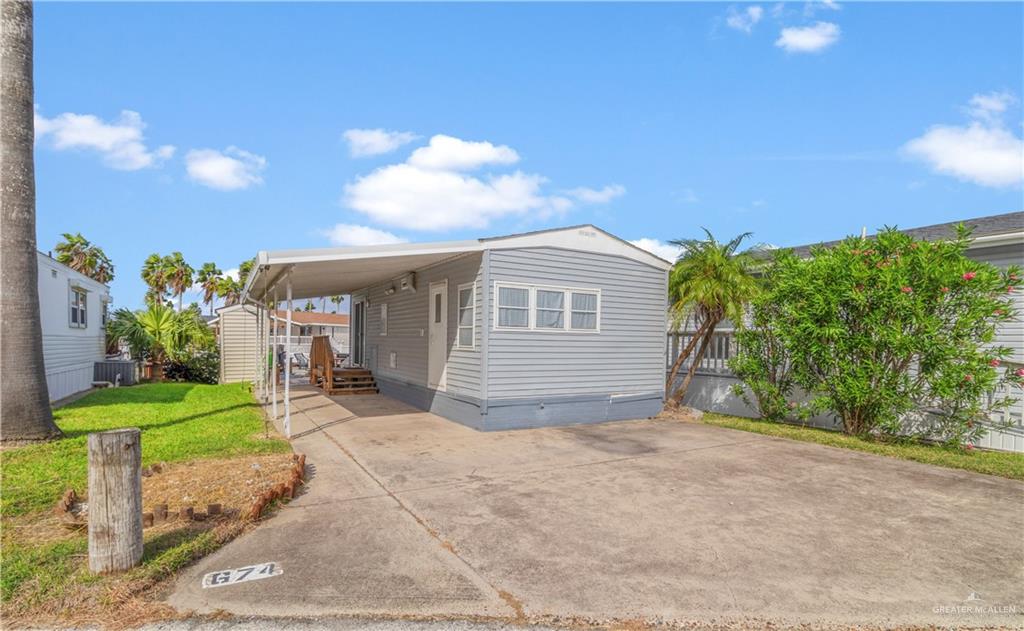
[666,330,737,376]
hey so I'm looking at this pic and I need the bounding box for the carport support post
[271,288,278,421]
[284,280,292,439]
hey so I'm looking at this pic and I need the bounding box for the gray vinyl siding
[220,305,259,383]
[362,253,483,397]
[486,247,668,398]
[968,243,1024,363]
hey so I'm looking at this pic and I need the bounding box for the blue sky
[33,1,1023,310]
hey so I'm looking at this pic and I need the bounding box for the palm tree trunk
[177,292,182,312]
[0,0,62,441]
[664,318,712,395]
[670,322,717,404]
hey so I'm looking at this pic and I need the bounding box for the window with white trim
[70,288,87,328]
[570,291,599,330]
[493,283,600,332]
[535,289,564,329]
[457,284,475,348]
[380,304,388,336]
[497,286,529,328]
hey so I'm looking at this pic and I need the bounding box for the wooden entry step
[327,368,378,396]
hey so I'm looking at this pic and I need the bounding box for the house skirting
[375,375,664,431]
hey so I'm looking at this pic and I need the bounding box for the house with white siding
[239,225,672,430]
[36,251,111,402]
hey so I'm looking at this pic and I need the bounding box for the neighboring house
[678,211,1024,452]
[36,251,111,402]
[240,225,672,430]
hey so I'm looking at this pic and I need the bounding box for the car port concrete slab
[166,388,1024,629]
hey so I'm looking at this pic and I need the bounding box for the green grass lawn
[1,382,291,619]
[701,412,1024,481]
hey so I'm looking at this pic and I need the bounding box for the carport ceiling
[245,240,482,301]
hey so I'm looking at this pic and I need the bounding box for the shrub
[734,225,1022,444]
[728,255,803,421]
[163,351,219,385]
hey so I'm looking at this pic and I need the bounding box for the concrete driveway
[167,387,1024,628]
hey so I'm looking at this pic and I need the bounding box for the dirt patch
[1,453,299,629]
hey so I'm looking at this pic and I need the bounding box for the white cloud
[407,135,519,171]
[775,21,841,53]
[904,123,1022,188]
[319,223,408,247]
[342,134,618,231]
[726,5,764,33]
[566,184,626,204]
[966,91,1016,122]
[903,92,1023,188]
[630,238,684,263]
[804,0,840,16]
[185,146,266,191]
[34,108,174,170]
[343,128,419,157]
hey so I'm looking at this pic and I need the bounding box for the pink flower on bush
[995,309,1004,316]
[1016,368,1024,378]
[963,271,976,280]
[940,287,950,293]
[1008,286,1015,293]
[965,444,975,452]
[989,359,1001,367]
[964,374,974,382]
[901,286,913,294]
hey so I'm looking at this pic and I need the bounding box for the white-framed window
[570,291,599,330]
[380,303,388,336]
[497,285,530,328]
[70,287,87,329]
[456,283,475,348]
[535,289,564,329]
[493,283,600,332]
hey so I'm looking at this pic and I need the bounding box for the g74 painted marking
[202,562,282,588]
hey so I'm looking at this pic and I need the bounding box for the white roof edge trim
[970,231,1024,247]
[482,224,673,271]
[263,241,483,266]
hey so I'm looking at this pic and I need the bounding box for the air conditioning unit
[398,272,416,292]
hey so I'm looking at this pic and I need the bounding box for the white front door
[428,281,448,390]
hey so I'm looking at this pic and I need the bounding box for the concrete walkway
[167,387,1024,629]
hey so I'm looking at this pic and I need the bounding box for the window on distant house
[496,285,530,328]
[380,304,388,336]
[69,287,87,329]
[457,284,475,348]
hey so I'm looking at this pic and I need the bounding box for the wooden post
[88,428,143,574]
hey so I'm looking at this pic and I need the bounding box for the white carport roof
[242,224,672,302]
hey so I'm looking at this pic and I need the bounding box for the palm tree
[665,229,759,405]
[217,276,242,307]
[55,232,115,284]
[0,0,61,441]
[237,258,254,287]
[54,232,92,272]
[165,252,194,312]
[303,300,315,312]
[195,262,222,316]
[141,253,170,306]
[107,304,213,381]
[330,295,344,313]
